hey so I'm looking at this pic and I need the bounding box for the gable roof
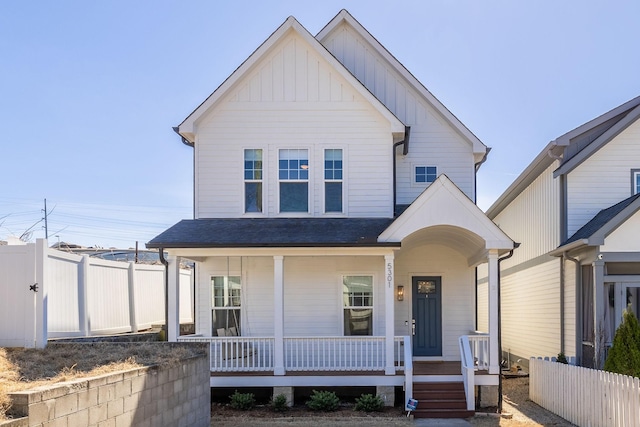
[551,193,640,254]
[147,218,398,249]
[177,14,405,144]
[317,9,488,162]
[487,95,640,218]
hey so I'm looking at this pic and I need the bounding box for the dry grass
[0,342,205,420]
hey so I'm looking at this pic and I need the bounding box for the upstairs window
[279,149,309,213]
[415,166,437,184]
[324,149,343,213]
[633,170,640,195]
[343,275,373,336]
[244,149,263,213]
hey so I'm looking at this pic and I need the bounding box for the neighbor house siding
[500,259,561,360]
[193,31,395,219]
[321,23,476,202]
[566,119,640,236]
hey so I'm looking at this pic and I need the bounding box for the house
[148,10,514,417]
[477,95,640,370]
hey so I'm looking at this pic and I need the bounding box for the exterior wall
[321,22,476,202]
[567,118,640,236]
[194,31,395,219]
[476,282,488,333]
[8,351,210,427]
[601,209,640,252]
[500,259,562,360]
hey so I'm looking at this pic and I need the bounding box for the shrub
[306,390,340,412]
[556,352,568,364]
[354,393,384,412]
[271,393,288,412]
[604,307,640,377]
[230,390,255,410]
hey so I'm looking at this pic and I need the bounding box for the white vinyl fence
[0,239,193,347]
[530,358,640,427]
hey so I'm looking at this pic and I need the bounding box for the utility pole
[43,198,48,239]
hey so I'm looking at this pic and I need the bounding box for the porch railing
[458,335,475,411]
[178,335,407,373]
[468,333,490,370]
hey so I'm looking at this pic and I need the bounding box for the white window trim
[277,147,312,216]
[322,147,346,216]
[243,147,266,216]
[211,274,243,336]
[339,273,376,336]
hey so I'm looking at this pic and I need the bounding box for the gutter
[173,126,194,147]
[393,126,411,216]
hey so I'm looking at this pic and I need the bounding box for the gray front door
[412,276,442,356]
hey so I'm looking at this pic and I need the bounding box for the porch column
[167,255,181,342]
[274,255,285,375]
[487,250,499,374]
[384,254,395,375]
[593,260,605,368]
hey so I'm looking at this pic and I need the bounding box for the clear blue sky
[2,0,639,248]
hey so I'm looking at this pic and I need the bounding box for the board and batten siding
[193,31,396,219]
[566,118,640,237]
[500,259,562,360]
[395,244,475,360]
[321,23,476,203]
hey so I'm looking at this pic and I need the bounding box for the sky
[1,0,639,248]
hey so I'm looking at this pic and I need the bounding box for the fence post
[128,262,138,333]
[79,255,90,336]
[33,239,47,348]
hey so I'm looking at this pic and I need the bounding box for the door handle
[411,319,416,336]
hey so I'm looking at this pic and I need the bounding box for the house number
[386,262,393,288]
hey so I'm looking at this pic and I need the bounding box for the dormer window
[279,149,309,213]
[415,166,437,184]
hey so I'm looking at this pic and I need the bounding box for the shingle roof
[147,218,398,249]
[562,193,640,246]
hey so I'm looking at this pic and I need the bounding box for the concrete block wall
[6,353,210,427]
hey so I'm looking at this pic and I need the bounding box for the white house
[478,95,640,370]
[148,10,513,417]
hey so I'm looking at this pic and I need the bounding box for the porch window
[343,275,373,336]
[279,149,309,213]
[212,276,241,336]
[415,166,437,184]
[244,149,263,213]
[324,149,343,213]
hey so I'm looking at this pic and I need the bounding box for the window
[633,170,640,195]
[324,149,343,213]
[343,275,373,336]
[212,276,241,336]
[244,149,262,213]
[415,166,437,183]
[279,149,309,212]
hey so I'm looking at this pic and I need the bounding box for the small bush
[354,393,384,412]
[271,393,288,412]
[230,390,255,410]
[604,307,640,377]
[306,390,340,412]
[556,352,568,364]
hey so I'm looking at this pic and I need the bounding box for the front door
[412,276,442,356]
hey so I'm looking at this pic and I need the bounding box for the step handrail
[458,335,475,411]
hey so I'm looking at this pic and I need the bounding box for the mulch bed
[211,402,405,419]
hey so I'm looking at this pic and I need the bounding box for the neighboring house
[478,95,640,370]
[148,10,513,417]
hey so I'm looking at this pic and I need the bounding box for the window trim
[243,148,264,215]
[211,275,242,336]
[413,165,438,186]
[631,169,640,196]
[340,274,375,336]
[323,148,344,215]
[277,148,311,215]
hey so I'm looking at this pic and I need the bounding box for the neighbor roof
[146,218,398,248]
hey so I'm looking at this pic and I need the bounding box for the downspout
[564,252,581,364]
[173,127,196,219]
[473,147,491,204]
[392,126,410,216]
[158,248,168,341]
[497,243,520,413]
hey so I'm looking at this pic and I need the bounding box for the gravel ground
[211,377,577,427]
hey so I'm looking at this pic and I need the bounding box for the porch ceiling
[400,225,486,261]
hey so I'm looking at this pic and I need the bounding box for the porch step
[411,382,474,419]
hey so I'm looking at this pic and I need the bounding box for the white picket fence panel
[0,239,193,346]
[530,358,640,427]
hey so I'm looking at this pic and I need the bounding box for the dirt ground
[211,377,577,427]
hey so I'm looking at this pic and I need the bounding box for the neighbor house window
[415,166,437,183]
[633,170,640,195]
[279,149,309,212]
[212,276,241,336]
[244,149,262,213]
[343,275,373,336]
[324,149,343,213]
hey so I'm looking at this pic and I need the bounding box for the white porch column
[274,255,285,376]
[167,255,181,342]
[384,254,395,375]
[487,249,500,375]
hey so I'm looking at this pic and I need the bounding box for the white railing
[179,335,408,373]
[530,358,640,427]
[458,335,475,411]
[178,335,275,372]
[403,336,413,411]
[468,333,490,370]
